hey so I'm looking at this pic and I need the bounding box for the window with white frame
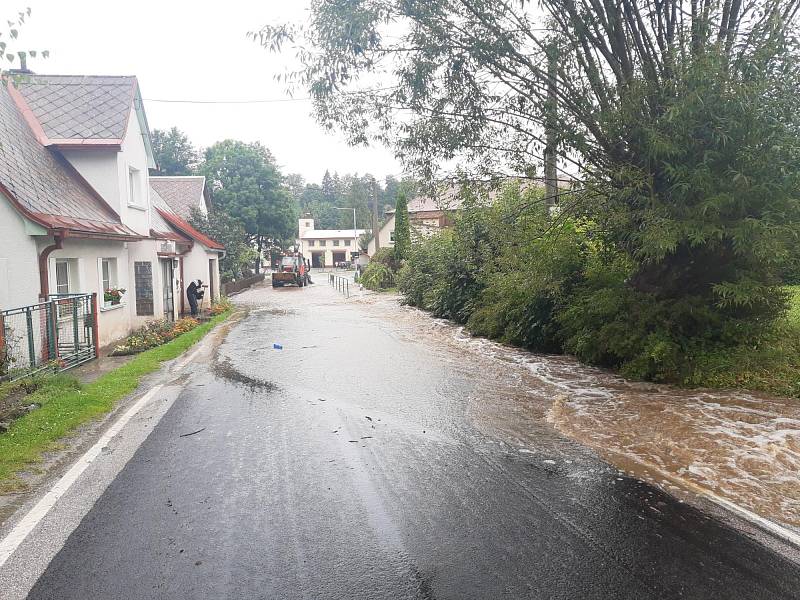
[55,260,70,295]
[333,239,339,247]
[320,239,326,247]
[128,166,142,207]
[309,239,315,247]
[101,258,117,291]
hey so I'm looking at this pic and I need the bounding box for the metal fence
[0,293,98,380]
[328,274,350,298]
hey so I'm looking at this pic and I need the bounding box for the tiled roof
[149,187,188,242]
[387,187,465,215]
[14,75,135,142]
[0,84,139,238]
[156,208,224,251]
[300,229,367,240]
[149,176,207,219]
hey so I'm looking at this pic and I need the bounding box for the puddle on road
[213,357,278,392]
[363,297,800,530]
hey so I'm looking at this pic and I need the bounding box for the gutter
[38,234,63,300]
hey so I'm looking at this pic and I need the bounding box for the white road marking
[0,384,164,569]
[173,346,202,371]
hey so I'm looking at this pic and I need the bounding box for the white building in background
[0,72,224,348]
[297,217,366,268]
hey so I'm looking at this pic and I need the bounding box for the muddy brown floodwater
[358,293,800,532]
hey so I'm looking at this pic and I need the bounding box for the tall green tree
[188,207,256,280]
[150,127,197,176]
[198,140,297,272]
[255,0,800,348]
[393,192,411,261]
[321,170,336,204]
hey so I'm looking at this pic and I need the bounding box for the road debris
[179,427,206,438]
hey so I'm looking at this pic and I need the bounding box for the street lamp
[333,207,358,267]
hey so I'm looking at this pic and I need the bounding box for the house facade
[367,194,461,256]
[0,73,223,348]
[298,217,366,268]
[150,176,223,314]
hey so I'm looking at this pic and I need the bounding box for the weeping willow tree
[254,0,800,363]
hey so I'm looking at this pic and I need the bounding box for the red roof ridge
[156,208,224,250]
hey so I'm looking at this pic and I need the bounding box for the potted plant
[103,288,126,306]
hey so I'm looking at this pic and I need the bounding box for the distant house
[298,217,366,268]
[149,176,224,314]
[367,191,463,256]
[0,72,223,348]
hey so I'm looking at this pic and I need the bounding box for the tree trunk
[255,236,264,274]
[544,42,558,213]
[372,181,381,251]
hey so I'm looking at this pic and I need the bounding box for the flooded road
[18,279,800,599]
[353,293,800,533]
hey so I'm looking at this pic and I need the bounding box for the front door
[208,259,216,302]
[161,259,174,321]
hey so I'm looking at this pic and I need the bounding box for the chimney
[8,53,34,75]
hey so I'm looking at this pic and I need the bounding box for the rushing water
[361,294,800,530]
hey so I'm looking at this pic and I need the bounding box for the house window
[390,230,396,242]
[320,240,326,247]
[101,258,118,291]
[333,239,339,247]
[309,240,315,247]
[134,261,154,316]
[128,167,142,207]
[55,260,70,296]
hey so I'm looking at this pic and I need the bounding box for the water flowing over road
[8,278,799,599]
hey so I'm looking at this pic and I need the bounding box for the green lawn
[0,311,231,491]
[687,286,800,397]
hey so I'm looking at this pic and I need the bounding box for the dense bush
[398,181,796,386]
[361,248,399,291]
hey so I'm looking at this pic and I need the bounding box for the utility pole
[372,180,381,251]
[544,42,558,214]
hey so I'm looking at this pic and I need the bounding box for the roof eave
[49,139,123,151]
[132,83,157,169]
[46,227,144,242]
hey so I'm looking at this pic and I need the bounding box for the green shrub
[361,261,396,291]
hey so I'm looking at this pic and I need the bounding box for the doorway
[160,259,174,321]
[208,259,216,302]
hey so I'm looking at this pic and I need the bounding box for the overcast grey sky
[9,0,403,183]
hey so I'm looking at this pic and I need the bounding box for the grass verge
[0,310,231,492]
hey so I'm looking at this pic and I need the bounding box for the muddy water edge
[359,294,800,536]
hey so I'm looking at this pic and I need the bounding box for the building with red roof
[0,70,223,348]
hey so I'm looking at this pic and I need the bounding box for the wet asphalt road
[24,280,800,599]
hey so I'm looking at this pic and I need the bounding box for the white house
[298,217,366,268]
[150,176,224,314]
[367,192,462,256]
[0,72,224,351]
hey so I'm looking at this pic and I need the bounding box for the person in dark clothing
[187,279,203,316]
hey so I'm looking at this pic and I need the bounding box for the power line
[143,85,400,105]
[143,96,311,104]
